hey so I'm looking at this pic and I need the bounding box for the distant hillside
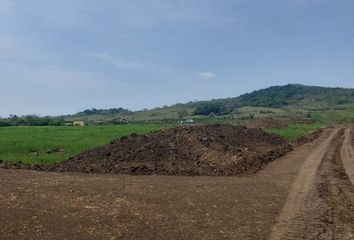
[3,85,353,127]
[68,84,354,124]
[74,108,131,117]
[234,84,354,109]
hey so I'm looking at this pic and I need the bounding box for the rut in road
[269,128,354,240]
[341,128,354,185]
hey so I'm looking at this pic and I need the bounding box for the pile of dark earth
[0,125,293,176]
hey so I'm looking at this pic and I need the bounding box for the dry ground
[0,127,353,239]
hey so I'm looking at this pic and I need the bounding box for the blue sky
[0,0,354,116]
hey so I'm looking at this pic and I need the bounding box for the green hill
[235,84,354,109]
[68,84,354,124]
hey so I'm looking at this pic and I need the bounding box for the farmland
[1,0,353,237]
[0,124,168,165]
[1,112,353,240]
[2,127,354,239]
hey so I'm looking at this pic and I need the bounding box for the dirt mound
[246,118,288,129]
[37,125,290,176]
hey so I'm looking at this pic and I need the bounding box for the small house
[116,115,129,124]
[73,120,85,126]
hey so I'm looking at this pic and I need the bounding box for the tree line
[0,115,65,127]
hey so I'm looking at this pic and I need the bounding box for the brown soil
[1,127,354,239]
[0,128,354,240]
[269,127,354,239]
[0,129,333,240]
[0,125,292,176]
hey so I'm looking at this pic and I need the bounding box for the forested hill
[173,84,354,115]
[2,84,354,126]
[234,84,354,109]
[66,84,354,123]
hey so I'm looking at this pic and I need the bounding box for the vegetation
[193,102,231,116]
[75,108,132,116]
[76,84,353,124]
[265,123,326,139]
[0,124,168,164]
[234,84,354,108]
[0,115,65,127]
[3,84,354,125]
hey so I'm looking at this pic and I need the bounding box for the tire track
[268,128,354,239]
[341,128,354,185]
[310,131,354,239]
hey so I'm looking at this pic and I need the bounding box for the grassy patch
[265,123,326,139]
[0,124,168,164]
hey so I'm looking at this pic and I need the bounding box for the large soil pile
[44,125,292,176]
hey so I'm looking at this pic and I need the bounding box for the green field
[0,124,168,164]
[265,123,326,139]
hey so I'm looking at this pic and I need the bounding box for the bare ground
[269,127,354,240]
[0,127,354,239]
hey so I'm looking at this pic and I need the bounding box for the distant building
[116,115,129,124]
[73,120,85,126]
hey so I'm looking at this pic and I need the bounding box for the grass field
[265,123,326,139]
[0,124,168,164]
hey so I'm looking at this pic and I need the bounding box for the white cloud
[196,72,216,80]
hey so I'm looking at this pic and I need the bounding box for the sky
[0,0,354,117]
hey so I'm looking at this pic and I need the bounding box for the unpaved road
[0,127,354,239]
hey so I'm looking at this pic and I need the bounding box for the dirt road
[270,128,354,240]
[0,127,353,239]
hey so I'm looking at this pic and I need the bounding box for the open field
[1,127,354,239]
[0,124,168,164]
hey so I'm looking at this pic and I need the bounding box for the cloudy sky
[0,0,353,116]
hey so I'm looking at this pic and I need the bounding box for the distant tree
[193,103,230,116]
[0,119,10,127]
